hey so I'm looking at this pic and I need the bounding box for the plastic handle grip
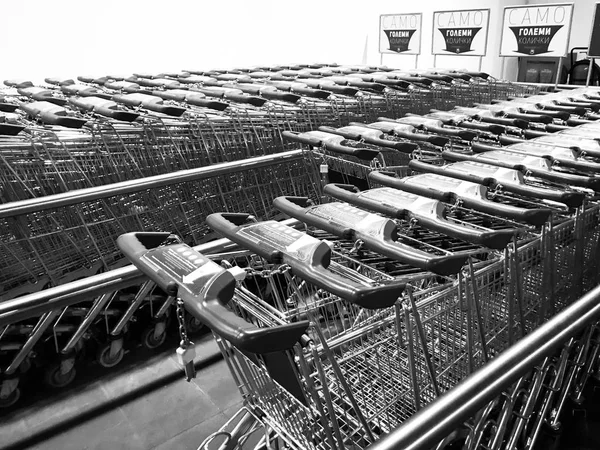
[555,100,599,113]
[499,135,526,145]
[540,103,586,116]
[259,90,301,104]
[523,130,551,139]
[479,116,529,129]
[458,121,506,135]
[567,118,595,127]
[505,112,553,124]
[116,232,308,354]
[205,213,405,309]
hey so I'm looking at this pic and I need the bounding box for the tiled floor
[1,335,241,450]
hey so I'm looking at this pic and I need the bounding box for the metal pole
[478,56,483,72]
[433,54,437,69]
[366,283,600,450]
[415,54,419,69]
[555,56,563,88]
[500,56,506,80]
[380,53,384,66]
[586,58,595,87]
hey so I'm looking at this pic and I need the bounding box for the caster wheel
[0,387,20,409]
[185,315,205,334]
[97,344,124,368]
[142,326,167,350]
[44,362,76,388]
[19,357,32,374]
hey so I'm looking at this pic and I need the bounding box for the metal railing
[367,283,600,450]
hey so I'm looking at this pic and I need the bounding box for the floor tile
[122,380,218,449]
[192,359,242,413]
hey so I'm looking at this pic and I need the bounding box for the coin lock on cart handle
[117,232,309,354]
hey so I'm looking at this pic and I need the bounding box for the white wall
[9,0,592,83]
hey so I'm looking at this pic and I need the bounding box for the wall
[7,0,589,83]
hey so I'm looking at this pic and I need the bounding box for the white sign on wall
[499,3,574,57]
[432,9,490,56]
[379,13,422,55]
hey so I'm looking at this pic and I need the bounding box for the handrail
[367,283,600,450]
[0,149,304,218]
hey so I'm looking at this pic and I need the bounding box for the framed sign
[379,13,422,55]
[500,3,574,57]
[432,9,490,56]
[588,3,600,58]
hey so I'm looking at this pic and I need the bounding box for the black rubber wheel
[97,344,124,368]
[185,315,205,334]
[142,325,167,350]
[0,387,20,409]
[44,362,77,388]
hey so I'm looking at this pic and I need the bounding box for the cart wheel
[0,387,20,409]
[97,344,124,368]
[44,362,77,388]
[142,326,167,350]
[18,357,32,374]
[185,315,205,334]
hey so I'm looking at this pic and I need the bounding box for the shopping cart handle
[151,90,229,111]
[443,149,600,190]
[369,171,552,227]
[194,87,267,107]
[499,135,526,145]
[301,79,360,96]
[206,213,405,309]
[539,103,586,116]
[479,116,529,130]
[523,129,550,139]
[318,125,418,153]
[233,84,301,104]
[393,75,434,86]
[545,124,570,132]
[567,118,595,127]
[282,130,380,160]
[505,111,553,124]
[409,159,585,207]
[0,123,25,136]
[461,71,490,79]
[4,79,34,88]
[103,81,145,93]
[17,87,68,106]
[273,196,468,275]
[60,84,112,100]
[457,121,506,136]
[556,100,600,113]
[324,184,516,250]
[420,74,454,83]
[19,101,88,128]
[117,232,309,354]
[113,93,187,117]
[68,97,140,122]
[273,196,353,238]
[0,102,18,113]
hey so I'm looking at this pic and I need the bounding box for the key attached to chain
[175,298,196,381]
[176,340,196,382]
